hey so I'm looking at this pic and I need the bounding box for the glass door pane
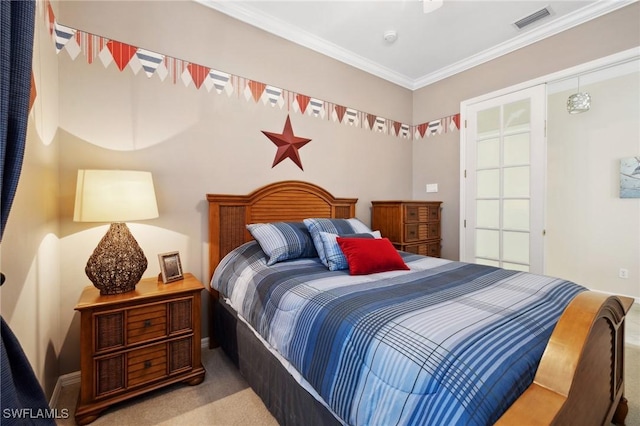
[463,84,545,273]
[503,200,529,230]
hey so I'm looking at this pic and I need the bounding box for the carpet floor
[55,348,277,426]
[625,344,639,426]
[55,343,639,426]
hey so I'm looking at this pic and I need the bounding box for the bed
[206,180,633,426]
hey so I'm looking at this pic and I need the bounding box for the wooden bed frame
[207,180,633,426]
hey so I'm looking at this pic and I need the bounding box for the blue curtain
[0,7,52,423]
[0,0,36,241]
[1,317,55,425]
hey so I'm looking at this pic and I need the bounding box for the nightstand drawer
[127,303,168,345]
[169,336,193,373]
[404,223,440,242]
[403,205,426,223]
[402,242,441,257]
[128,343,167,387]
[403,204,440,223]
[95,354,125,397]
[169,298,193,335]
[95,312,125,352]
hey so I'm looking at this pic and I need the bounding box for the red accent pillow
[336,237,410,275]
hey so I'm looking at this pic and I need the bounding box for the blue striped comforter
[212,241,586,426]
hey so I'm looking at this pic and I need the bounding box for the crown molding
[411,0,637,89]
[195,0,416,88]
[195,0,637,91]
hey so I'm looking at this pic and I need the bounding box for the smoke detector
[383,30,398,43]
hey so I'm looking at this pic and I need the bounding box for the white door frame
[462,84,546,272]
[459,47,640,269]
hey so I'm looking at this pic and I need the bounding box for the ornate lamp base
[85,222,148,295]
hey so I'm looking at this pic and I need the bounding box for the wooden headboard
[207,180,357,280]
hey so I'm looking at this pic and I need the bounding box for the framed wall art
[620,157,640,198]
[158,251,183,283]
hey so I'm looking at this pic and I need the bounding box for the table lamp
[74,169,159,295]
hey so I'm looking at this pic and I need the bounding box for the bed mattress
[211,241,586,425]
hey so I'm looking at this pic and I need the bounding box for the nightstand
[74,273,206,425]
[371,200,442,257]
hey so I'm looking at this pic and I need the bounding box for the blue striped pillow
[319,231,381,271]
[246,222,318,266]
[303,218,373,267]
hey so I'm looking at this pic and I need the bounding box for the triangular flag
[401,124,410,138]
[264,86,283,107]
[107,40,137,71]
[46,2,55,36]
[309,98,324,118]
[208,69,230,94]
[366,114,376,130]
[53,21,76,53]
[428,120,441,135]
[136,49,164,78]
[417,123,428,138]
[29,72,37,112]
[345,108,358,125]
[452,113,461,130]
[296,94,310,114]
[334,105,347,123]
[248,81,266,103]
[187,63,210,89]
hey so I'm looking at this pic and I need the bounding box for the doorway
[461,85,546,273]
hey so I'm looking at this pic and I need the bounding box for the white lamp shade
[73,170,159,222]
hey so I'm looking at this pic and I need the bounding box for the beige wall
[412,2,640,261]
[54,0,414,374]
[1,0,638,387]
[546,70,640,298]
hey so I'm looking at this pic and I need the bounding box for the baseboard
[591,289,640,306]
[49,370,81,409]
[49,337,212,408]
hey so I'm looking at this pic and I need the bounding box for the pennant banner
[42,0,459,140]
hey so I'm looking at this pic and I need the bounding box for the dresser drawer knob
[144,360,152,369]
[144,319,152,328]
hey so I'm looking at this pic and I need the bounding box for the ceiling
[195,0,635,90]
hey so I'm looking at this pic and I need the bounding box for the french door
[461,85,546,273]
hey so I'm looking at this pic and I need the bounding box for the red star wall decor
[262,115,311,171]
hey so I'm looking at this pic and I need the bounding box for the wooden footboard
[496,292,634,426]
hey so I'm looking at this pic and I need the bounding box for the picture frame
[158,251,183,283]
[620,156,640,198]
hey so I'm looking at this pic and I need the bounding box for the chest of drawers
[371,200,442,257]
[74,273,205,424]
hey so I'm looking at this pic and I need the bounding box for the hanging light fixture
[567,76,591,114]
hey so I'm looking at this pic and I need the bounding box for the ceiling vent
[513,7,552,30]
